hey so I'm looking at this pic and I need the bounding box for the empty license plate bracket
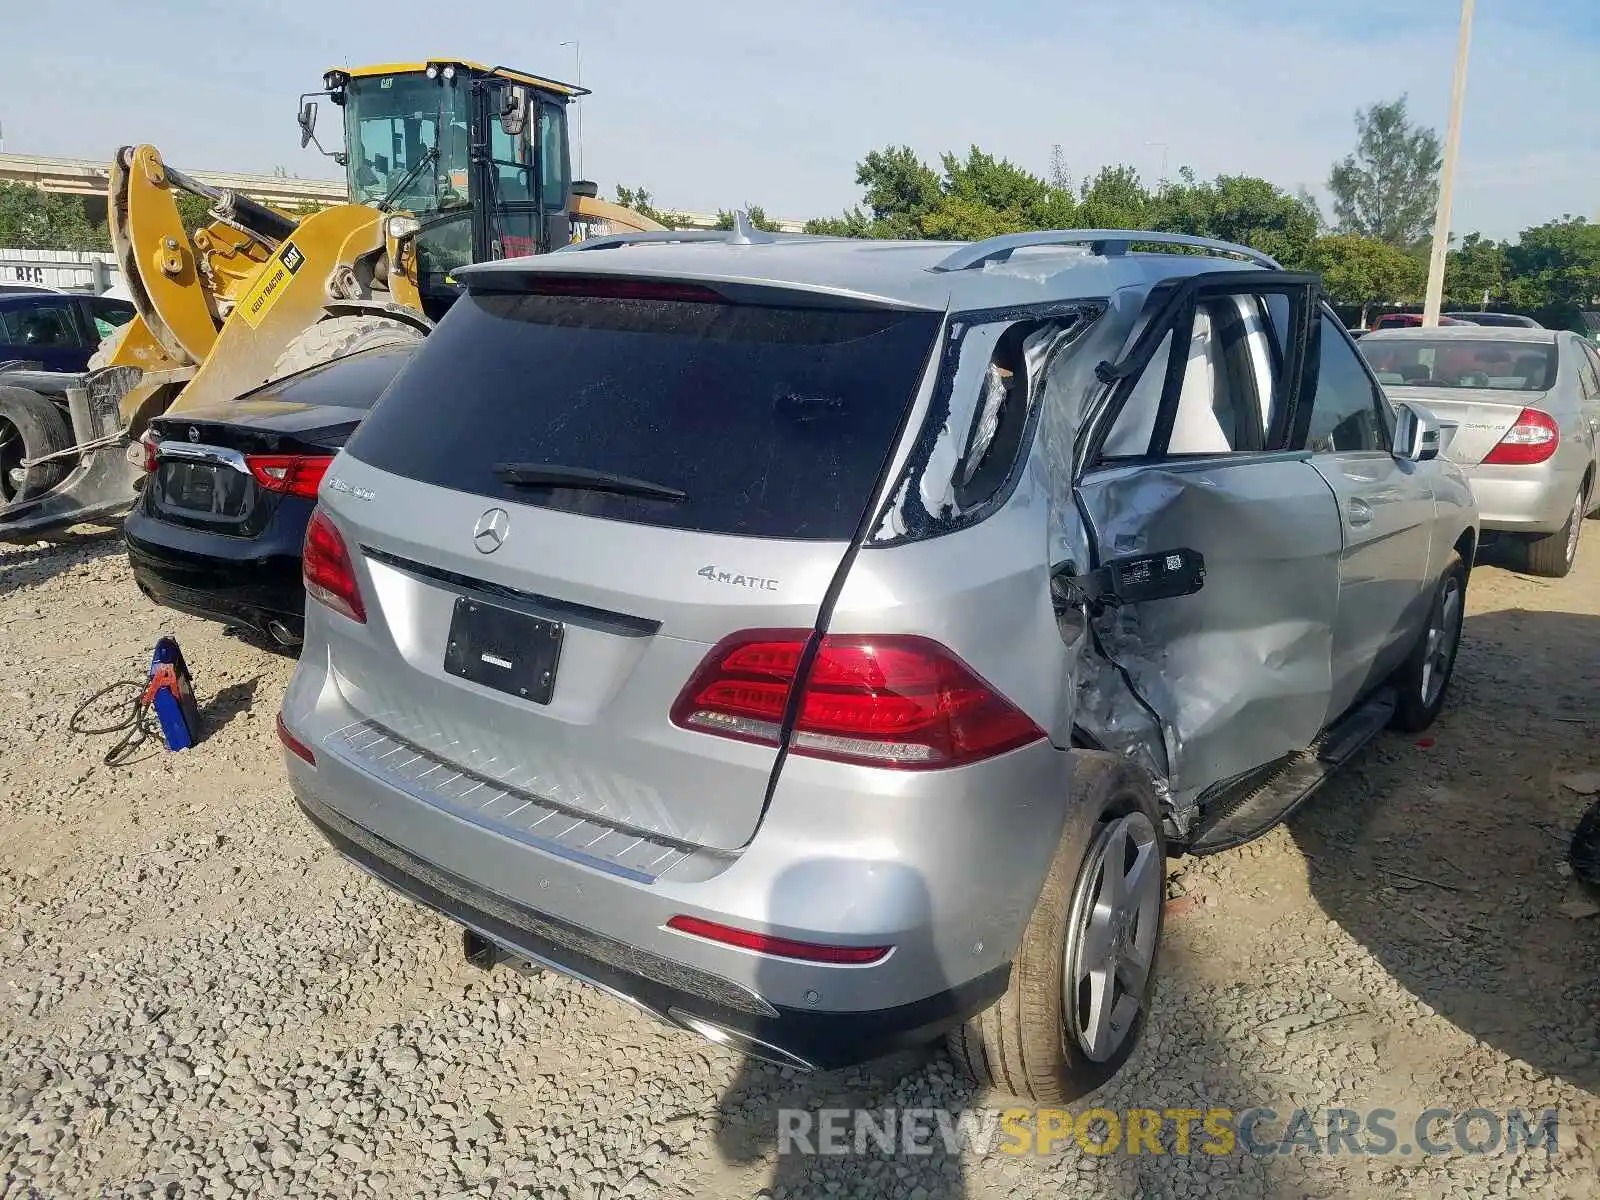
[443,596,563,705]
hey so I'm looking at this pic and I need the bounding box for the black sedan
[123,344,415,649]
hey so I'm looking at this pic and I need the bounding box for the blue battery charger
[145,636,202,751]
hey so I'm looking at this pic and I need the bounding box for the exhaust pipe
[462,929,501,971]
[266,620,301,648]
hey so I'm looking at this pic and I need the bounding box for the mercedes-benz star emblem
[473,508,510,554]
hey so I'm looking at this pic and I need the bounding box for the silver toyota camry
[1362,325,1600,577]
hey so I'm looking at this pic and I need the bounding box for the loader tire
[0,386,73,505]
[87,321,133,372]
[268,315,424,382]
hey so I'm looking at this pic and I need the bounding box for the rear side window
[2,299,82,347]
[346,291,941,539]
[89,297,135,340]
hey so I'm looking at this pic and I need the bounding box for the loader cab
[320,60,582,319]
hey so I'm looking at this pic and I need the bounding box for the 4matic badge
[698,566,779,592]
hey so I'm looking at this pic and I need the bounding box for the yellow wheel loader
[0,58,662,542]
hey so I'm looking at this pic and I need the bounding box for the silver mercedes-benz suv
[279,224,1477,1101]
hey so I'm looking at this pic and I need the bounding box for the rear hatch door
[329,282,942,851]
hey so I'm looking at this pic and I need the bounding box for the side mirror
[498,86,529,138]
[1392,401,1441,463]
[298,100,318,149]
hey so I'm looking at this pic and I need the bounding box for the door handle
[1347,497,1373,527]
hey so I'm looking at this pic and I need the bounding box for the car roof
[0,291,75,308]
[1361,325,1559,345]
[459,231,1275,312]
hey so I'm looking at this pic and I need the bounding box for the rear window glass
[345,291,941,539]
[248,343,415,410]
[1360,338,1557,391]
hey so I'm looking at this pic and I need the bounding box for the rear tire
[0,386,73,505]
[268,314,424,382]
[1523,489,1584,578]
[1390,551,1466,733]
[947,753,1166,1103]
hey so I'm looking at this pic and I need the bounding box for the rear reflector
[276,712,316,765]
[302,507,366,624]
[666,915,891,965]
[670,631,1045,769]
[246,454,334,499]
[1482,408,1559,465]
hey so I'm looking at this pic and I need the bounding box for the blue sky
[2,0,1596,239]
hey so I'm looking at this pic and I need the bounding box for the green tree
[1503,217,1600,330]
[1152,173,1318,268]
[1443,232,1507,310]
[1327,96,1442,248]
[1074,164,1149,229]
[1308,233,1427,326]
[0,182,110,251]
[614,185,691,230]
[805,145,942,239]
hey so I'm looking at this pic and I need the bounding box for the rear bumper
[1461,461,1586,534]
[294,783,1008,1070]
[278,616,1080,1068]
[124,506,307,638]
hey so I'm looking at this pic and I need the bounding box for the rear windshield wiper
[492,462,687,502]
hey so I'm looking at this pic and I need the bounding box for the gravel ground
[2,529,1598,1199]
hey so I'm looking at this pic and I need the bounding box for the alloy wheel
[1064,810,1162,1062]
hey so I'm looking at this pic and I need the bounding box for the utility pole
[1422,0,1475,327]
[560,40,584,180]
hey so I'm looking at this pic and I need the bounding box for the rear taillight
[665,914,891,964]
[247,454,334,499]
[670,631,1045,769]
[1482,408,1559,465]
[302,507,366,624]
[128,429,159,473]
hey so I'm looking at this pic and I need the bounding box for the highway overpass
[0,152,803,232]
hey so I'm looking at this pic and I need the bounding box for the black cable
[69,681,156,766]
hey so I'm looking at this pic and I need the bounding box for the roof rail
[564,210,802,254]
[929,229,1282,273]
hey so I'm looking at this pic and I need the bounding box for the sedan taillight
[247,454,334,499]
[671,631,1045,769]
[302,507,366,624]
[1482,408,1559,466]
[128,429,159,473]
